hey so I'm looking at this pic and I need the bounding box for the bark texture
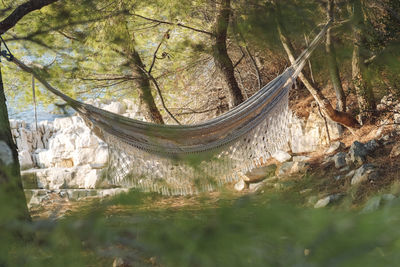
[212,0,244,107]
[352,0,376,120]
[129,49,164,124]
[0,60,31,222]
[326,0,346,112]
[119,16,164,124]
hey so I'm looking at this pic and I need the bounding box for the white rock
[74,165,101,188]
[394,113,400,124]
[376,104,386,111]
[34,149,53,168]
[75,130,99,149]
[53,117,73,130]
[9,119,18,129]
[103,101,126,114]
[72,115,85,126]
[16,128,32,152]
[351,164,378,185]
[314,196,331,208]
[84,168,101,188]
[72,148,96,166]
[234,179,246,191]
[325,141,345,154]
[94,145,109,167]
[18,150,34,170]
[290,161,309,173]
[390,143,400,158]
[278,162,295,176]
[272,150,292,163]
[314,194,342,208]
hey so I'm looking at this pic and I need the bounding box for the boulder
[314,196,331,208]
[272,150,292,163]
[18,150,34,170]
[361,194,396,213]
[75,130,100,149]
[36,168,73,189]
[278,161,295,176]
[75,165,102,188]
[34,149,54,168]
[364,139,380,152]
[347,141,368,166]
[234,179,246,191]
[35,165,103,189]
[249,180,266,192]
[73,148,97,166]
[351,164,379,185]
[390,143,400,158]
[325,141,345,155]
[9,119,18,129]
[333,152,347,169]
[245,164,277,182]
[361,196,382,213]
[53,117,73,130]
[290,161,309,173]
[314,194,342,208]
[16,128,32,153]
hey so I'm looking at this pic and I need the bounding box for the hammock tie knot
[0,35,14,61]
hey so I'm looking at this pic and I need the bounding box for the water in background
[7,101,74,124]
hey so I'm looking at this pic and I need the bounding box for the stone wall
[12,99,142,190]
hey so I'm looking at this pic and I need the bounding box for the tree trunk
[212,0,244,107]
[119,15,164,124]
[0,57,31,222]
[352,0,376,121]
[129,49,164,124]
[276,14,360,130]
[326,0,346,112]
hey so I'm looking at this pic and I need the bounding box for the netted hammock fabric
[12,22,330,195]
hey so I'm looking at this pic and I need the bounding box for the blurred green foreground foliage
[1,188,400,267]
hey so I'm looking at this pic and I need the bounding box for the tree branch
[148,30,170,74]
[5,11,125,42]
[130,13,214,36]
[233,47,245,68]
[148,74,181,124]
[0,0,59,34]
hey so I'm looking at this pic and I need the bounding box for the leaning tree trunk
[275,14,360,130]
[212,0,244,107]
[0,58,31,222]
[326,0,346,112]
[118,15,164,124]
[352,0,376,121]
[129,49,164,124]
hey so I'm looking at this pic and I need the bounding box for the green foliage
[3,188,400,266]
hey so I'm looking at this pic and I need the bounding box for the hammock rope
[2,21,331,195]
